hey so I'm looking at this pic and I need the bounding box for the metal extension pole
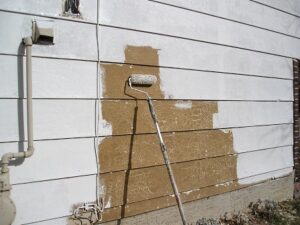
[146,97,187,225]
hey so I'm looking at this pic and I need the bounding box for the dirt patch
[196,198,300,225]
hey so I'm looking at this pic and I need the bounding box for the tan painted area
[101,64,163,99]
[102,179,241,222]
[101,100,217,135]
[100,155,237,207]
[101,174,294,224]
[100,130,233,173]
[68,175,293,224]
[101,46,163,99]
[99,46,238,221]
[125,46,160,66]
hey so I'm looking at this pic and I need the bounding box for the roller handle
[147,97,158,122]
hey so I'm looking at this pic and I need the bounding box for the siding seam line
[10,145,293,185]
[2,1,300,40]
[99,24,293,59]
[250,0,300,19]
[21,171,293,225]
[0,53,293,80]
[148,0,300,40]
[0,123,294,144]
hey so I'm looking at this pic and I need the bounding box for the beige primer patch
[101,176,243,222]
[100,155,237,208]
[101,45,163,99]
[101,100,218,135]
[99,130,233,173]
[98,45,238,222]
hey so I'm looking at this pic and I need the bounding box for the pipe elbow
[23,37,32,46]
[1,153,14,166]
[24,147,34,158]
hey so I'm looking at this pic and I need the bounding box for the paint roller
[128,74,187,225]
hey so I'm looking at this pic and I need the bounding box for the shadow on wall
[118,101,138,225]
[11,42,26,166]
[97,45,237,223]
[65,46,237,224]
[118,46,161,224]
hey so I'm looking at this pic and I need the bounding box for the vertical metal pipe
[25,39,34,153]
[0,37,35,174]
[0,37,34,225]
[24,37,34,156]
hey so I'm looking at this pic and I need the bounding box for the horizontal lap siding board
[11,175,97,225]
[1,138,97,184]
[0,11,97,60]
[97,0,295,222]
[0,100,292,142]
[99,124,293,173]
[1,0,299,40]
[151,0,300,38]
[252,0,300,17]
[98,98,293,220]
[0,55,98,99]
[0,12,293,79]
[15,174,294,225]
[0,1,296,225]
[0,99,95,142]
[100,150,292,207]
[0,56,293,100]
[100,171,294,224]
[100,26,292,79]
[0,0,97,23]
[0,55,292,100]
[100,63,293,100]
[0,124,291,185]
[98,100,292,136]
[0,6,99,225]
[100,0,300,58]
[10,168,293,225]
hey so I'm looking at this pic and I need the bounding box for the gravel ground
[196,198,300,225]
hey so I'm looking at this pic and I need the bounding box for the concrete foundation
[101,174,294,225]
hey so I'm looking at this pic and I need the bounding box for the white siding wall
[0,0,297,224]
